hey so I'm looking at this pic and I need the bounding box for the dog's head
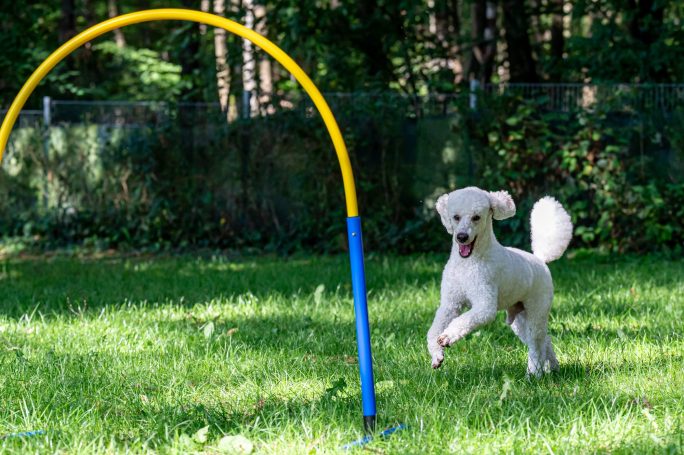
[435,187,515,258]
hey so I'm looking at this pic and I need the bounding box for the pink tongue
[459,243,473,257]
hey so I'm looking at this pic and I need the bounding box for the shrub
[1,94,682,254]
[464,93,684,253]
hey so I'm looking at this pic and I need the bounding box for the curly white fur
[530,196,573,263]
[427,187,573,376]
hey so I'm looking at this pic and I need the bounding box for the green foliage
[0,2,62,103]
[1,93,683,254]
[566,0,684,82]
[90,42,189,100]
[465,93,684,253]
[3,0,683,106]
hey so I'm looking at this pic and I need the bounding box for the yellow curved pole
[0,8,359,216]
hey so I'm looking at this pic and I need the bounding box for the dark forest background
[0,0,683,254]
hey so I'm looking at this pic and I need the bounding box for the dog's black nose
[456,232,469,243]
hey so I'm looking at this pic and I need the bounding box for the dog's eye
[453,215,461,222]
[472,215,481,221]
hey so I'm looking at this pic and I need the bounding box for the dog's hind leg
[545,336,559,371]
[511,311,559,371]
[519,295,555,377]
[509,308,529,346]
[511,308,558,374]
[527,323,548,377]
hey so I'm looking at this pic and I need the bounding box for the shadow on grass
[1,252,681,320]
[0,254,442,319]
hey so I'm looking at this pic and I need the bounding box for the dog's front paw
[431,351,444,369]
[437,333,454,348]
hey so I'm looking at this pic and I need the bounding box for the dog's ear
[435,193,453,234]
[488,190,516,220]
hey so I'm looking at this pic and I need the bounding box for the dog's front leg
[437,290,497,348]
[427,303,460,369]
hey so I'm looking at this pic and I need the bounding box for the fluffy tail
[530,196,573,263]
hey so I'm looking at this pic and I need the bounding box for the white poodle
[427,187,573,376]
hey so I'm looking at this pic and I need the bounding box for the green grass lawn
[0,251,682,453]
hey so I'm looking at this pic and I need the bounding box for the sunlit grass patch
[0,252,682,453]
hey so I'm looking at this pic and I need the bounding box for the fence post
[241,90,252,120]
[41,96,51,209]
[469,79,479,110]
[239,90,252,219]
[42,96,51,126]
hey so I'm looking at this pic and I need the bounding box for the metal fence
[2,84,682,185]
[481,83,684,113]
[0,108,43,127]
[0,84,682,250]
[3,83,684,132]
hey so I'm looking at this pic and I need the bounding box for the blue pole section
[346,216,377,434]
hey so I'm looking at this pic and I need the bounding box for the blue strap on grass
[342,424,406,450]
[0,430,46,440]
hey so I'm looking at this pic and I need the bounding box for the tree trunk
[107,0,126,48]
[213,0,232,118]
[627,0,666,81]
[229,0,243,120]
[549,0,565,81]
[528,0,544,52]
[239,0,257,221]
[200,0,210,34]
[82,0,95,26]
[80,0,96,59]
[446,0,463,83]
[502,0,538,82]
[255,5,272,113]
[59,0,76,43]
[354,0,395,86]
[179,0,201,99]
[444,0,463,84]
[241,0,258,118]
[627,0,665,47]
[468,0,497,85]
[431,0,463,84]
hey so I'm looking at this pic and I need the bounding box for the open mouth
[458,236,476,258]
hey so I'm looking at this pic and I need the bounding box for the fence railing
[0,109,43,127]
[0,84,682,252]
[481,83,684,113]
[3,83,684,129]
